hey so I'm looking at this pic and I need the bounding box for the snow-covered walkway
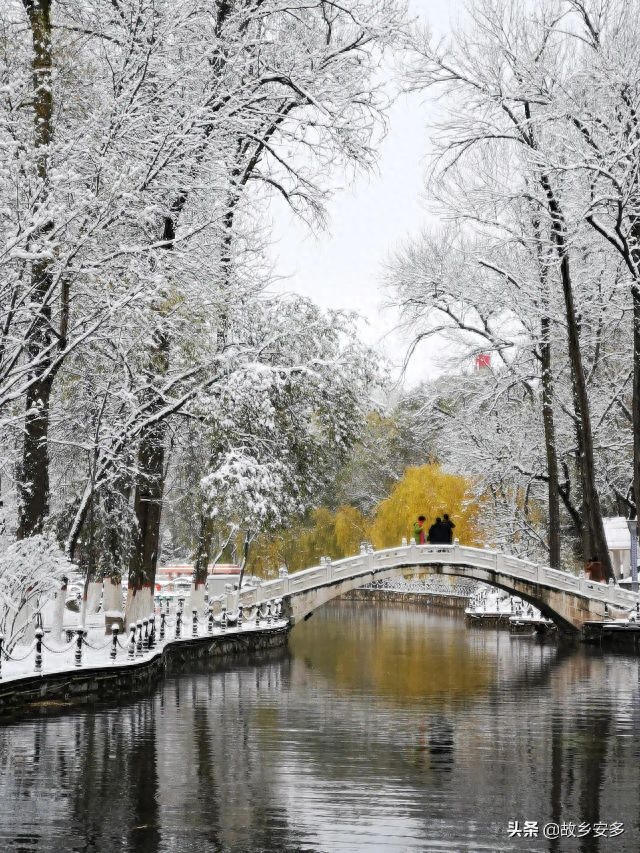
[1,607,287,685]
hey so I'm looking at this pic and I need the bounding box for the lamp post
[627,518,638,593]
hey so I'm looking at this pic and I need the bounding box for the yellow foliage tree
[334,505,368,555]
[248,465,481,577]
[248,505,369,575]
[369,464,482,549]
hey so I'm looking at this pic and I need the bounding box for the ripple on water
[0,603,640,852]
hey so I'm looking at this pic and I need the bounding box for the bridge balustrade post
[325,557,332,582]
[367,549,374,574]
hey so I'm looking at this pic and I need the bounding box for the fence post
[175,609,182,639]
[111,626,119,661]
[128,623,136,659]
[208,607,214,634]
[136,620,143,655]
[160,612,166,640]
[34,626,43,673]
[142,618,149,652]
[148,615,155,649]
[192,609,198,638]
[75,627,84,667]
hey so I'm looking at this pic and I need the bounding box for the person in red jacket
[413,516,427,544]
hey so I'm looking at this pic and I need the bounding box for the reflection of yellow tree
[290,609,495,704]
[370,464,482,548]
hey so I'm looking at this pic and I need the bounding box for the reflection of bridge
[238,543,640,634]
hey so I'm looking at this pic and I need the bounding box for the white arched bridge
[235,542,640,635]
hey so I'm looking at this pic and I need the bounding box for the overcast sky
[268,0,463,388]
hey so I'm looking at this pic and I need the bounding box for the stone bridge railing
[235,543,640,615]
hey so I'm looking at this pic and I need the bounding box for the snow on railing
[0,596,285,683]
[6,542,639,685]
[244,542,640,613]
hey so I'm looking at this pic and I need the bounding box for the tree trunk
[193,510,214,587]
[17,0,55,539]
[561,253,612,577]
[126,196,184,622]
[540,316,561,568]
[126,357,168,624]
[18,375,54,538]
[555,247,613,577]
[631,283,640,519]
[541,175,613,578]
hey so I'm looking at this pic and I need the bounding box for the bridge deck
[231,544,640,630]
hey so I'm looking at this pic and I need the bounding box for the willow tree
[370,464,482,550]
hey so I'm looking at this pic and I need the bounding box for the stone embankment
[0,624,289,720]
[342,588,469,609]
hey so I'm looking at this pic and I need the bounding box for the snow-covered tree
[1,0,409,613]
[0,535,73,651]
[385,0,640,575]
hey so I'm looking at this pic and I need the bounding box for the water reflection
[0,602,639,852]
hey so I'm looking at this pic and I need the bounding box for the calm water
[1,602,640,853]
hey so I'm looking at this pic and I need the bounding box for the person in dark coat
[441,513,455,544]
[428,517,445,544]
